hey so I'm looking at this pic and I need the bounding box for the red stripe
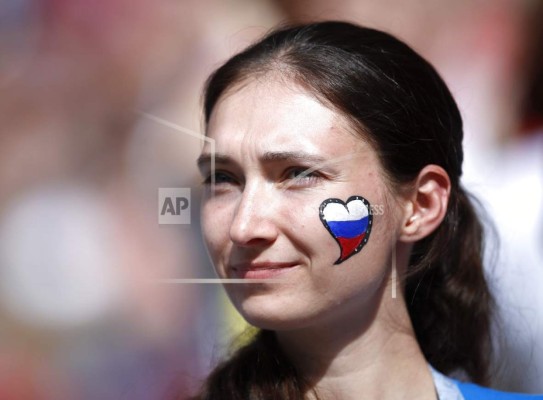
[337,233,366,261]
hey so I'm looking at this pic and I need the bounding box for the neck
[275,278,436,400]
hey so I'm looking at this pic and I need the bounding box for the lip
[229,262,300,279]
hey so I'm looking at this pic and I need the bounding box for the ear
[399,165,451,243]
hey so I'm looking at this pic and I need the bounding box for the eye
[202,171,238,186]
[286,168,311,179]
[283,167,321,187]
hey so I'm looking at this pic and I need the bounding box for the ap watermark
[158,188,191,224]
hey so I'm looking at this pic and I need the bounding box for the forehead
[204,78,366,157]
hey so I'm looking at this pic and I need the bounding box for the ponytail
[405,185,492,384]
[192,330,307,400]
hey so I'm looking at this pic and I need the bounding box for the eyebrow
[196,151,328,170]
[260,151,327,164]
[196,153,230,171]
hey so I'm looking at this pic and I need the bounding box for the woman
[193,21,543,399]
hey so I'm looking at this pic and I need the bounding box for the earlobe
[399,165,451,243]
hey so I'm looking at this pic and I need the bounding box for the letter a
[161,197,176,215]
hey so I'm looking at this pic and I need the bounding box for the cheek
[201,200,232,261]
[280,198,338,259]
[305,210,397,311]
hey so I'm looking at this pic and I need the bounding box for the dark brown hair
[194,21,492,399]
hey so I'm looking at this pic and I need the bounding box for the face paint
[319,196,373,264]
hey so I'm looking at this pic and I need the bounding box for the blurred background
[0,0,541,398]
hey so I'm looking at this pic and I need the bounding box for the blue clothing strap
[456,381,543,400]
[430,365,543,400]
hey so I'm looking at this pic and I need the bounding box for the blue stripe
[327,217,368,238]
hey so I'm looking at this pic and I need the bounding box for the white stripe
[322,199,368,222]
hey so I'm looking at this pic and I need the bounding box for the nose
[229,185,279,247]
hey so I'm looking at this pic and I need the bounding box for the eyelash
[202,171,237,186]
[201,167,322,188]
[283,167,321,186]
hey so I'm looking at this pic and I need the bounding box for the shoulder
[456,381,543,400]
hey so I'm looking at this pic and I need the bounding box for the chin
[232,293,317,331]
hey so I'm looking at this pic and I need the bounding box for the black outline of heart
[319,195,373,265]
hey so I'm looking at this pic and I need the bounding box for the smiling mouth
[229,262,299,279]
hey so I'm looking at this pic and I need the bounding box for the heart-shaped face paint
[319,196,373,265]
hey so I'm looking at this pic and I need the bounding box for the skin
[199,75,450,399]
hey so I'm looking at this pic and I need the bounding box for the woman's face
[199,77,405,331]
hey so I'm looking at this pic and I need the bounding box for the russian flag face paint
[319,196,373,264]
